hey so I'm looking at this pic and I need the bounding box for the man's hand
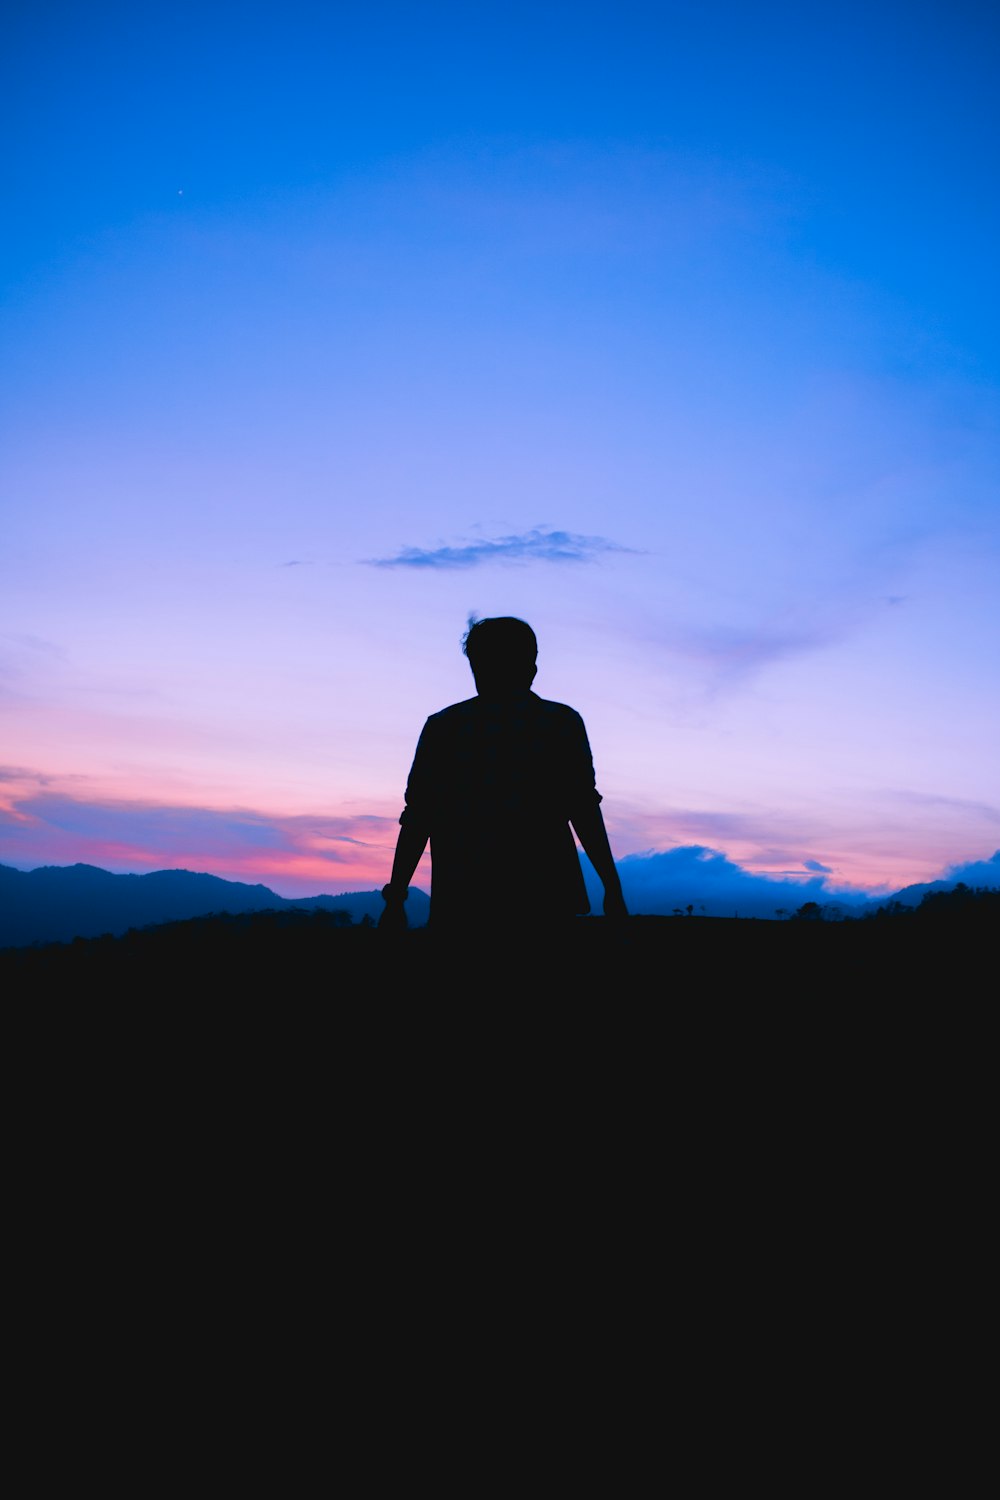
[378,883,409,931]
[378,901,408,931]
[380,827,427,933]
[603,887,629,920]
[570,803,627,921]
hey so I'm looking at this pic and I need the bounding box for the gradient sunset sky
[2,1,998,901]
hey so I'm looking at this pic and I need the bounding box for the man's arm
[563,708,628,918]
[570,801,628,918]
[380,718,435,930]
[378,821,429,930]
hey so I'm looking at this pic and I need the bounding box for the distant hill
[2,901,995,1000]
[0,863,430,948]
[883,878,962,907]
[3,855,997,949]
[887,851,1000,906]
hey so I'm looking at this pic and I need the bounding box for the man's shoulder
[423,693,585,729]
[424,697,480,727]
[530,694,586,726]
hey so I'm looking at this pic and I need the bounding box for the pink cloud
[0,781,417,896]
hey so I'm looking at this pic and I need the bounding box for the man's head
[462,616,538,694]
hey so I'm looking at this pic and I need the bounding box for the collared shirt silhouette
[380,618,627,929]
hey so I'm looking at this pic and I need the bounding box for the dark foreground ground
[2,904,991,997]
[6,908,991,1172]
[4,902,991,1443]
[7,905,992,1172]
[4,907,992,1126]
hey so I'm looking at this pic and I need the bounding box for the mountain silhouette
[2,855,996,949]
[0,863,430,948]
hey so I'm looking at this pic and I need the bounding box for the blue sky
[2,1,998,901]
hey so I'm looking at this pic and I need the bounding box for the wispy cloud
[0,790,402,894]
[1,793,398,856]
[885,790,1000,824]
[0,633,68,659]
[365,527,636,570]
[3,777,996,908]
[654,619,837,684]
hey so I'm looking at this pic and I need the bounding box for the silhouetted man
[380,617,627,930]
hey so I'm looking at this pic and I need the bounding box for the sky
[2,0,998,907]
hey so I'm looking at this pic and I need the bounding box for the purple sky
[2,2,998,904]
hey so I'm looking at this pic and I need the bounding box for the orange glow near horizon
[1,762,991,901]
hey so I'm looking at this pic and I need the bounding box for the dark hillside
[4,896,993,998]
[0,862,429,947]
